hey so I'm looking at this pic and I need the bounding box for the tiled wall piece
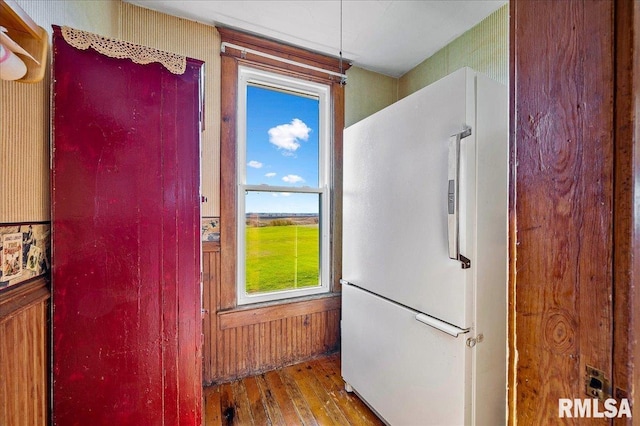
[202,217,220,242]
[0,223,50,290]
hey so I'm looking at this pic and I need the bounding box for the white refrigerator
[341,67,508,425]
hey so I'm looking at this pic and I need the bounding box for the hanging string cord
[339,0,346,85]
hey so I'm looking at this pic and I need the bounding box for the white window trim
[236,65,331,305]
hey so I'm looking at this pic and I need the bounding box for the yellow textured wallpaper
[345,66,398,127]
[1,0,121,223]
[399,4,508,99]
[1,0,221,222]
[345,4,507,127]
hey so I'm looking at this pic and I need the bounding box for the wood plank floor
[203,352,385,425]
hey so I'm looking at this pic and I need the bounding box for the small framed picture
[26,245,43,273]
[2,233,23,280]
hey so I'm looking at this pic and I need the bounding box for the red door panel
[51,26,202,425]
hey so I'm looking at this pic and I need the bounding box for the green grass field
[245,224,319,294]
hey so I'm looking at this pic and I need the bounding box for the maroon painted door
[51,26,202,425]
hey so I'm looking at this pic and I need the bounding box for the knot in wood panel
[543,309,577,354]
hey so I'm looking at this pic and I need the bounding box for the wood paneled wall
[613,0,640,418]
[202,242,341,385]
[0,279,49,426]
[509,1,615,423]
[203,242,221,382]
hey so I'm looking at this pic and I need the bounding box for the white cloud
[248,160,263,168]
[272,192,292,197]
[268,118,311,153]
[265,172,276,178]
[282,174,305,184]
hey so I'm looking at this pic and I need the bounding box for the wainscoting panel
[202,242,341,385]
[203,242,221,382]
[0,279,49,426]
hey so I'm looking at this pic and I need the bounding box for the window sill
[218,292,340,330]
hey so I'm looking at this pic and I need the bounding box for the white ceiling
[125,0,506,78]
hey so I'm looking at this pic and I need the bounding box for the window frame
[236,66,331,305]
[219,27,349,311]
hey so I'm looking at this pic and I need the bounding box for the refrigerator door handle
[447,126,472,269]
[415,313,469,337]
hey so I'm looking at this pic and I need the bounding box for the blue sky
[245,85,320,214]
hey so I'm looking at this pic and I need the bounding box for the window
[236,66,331,304]
[219,27,348,310]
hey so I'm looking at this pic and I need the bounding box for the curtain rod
[220,41,348,81]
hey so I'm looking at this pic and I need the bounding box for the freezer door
[342,284,471,425]
[343,67,476,329]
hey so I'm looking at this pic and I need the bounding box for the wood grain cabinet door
[51,26,202,425]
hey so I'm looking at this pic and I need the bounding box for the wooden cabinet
[51,26,202,424]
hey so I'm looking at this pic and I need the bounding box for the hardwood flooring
[203,352,384,425]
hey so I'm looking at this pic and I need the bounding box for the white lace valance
[61,26,186,75]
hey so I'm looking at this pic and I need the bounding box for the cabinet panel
[51,26,202,425]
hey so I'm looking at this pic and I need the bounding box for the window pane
[245,191,320,295]
[245,85,320,187]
